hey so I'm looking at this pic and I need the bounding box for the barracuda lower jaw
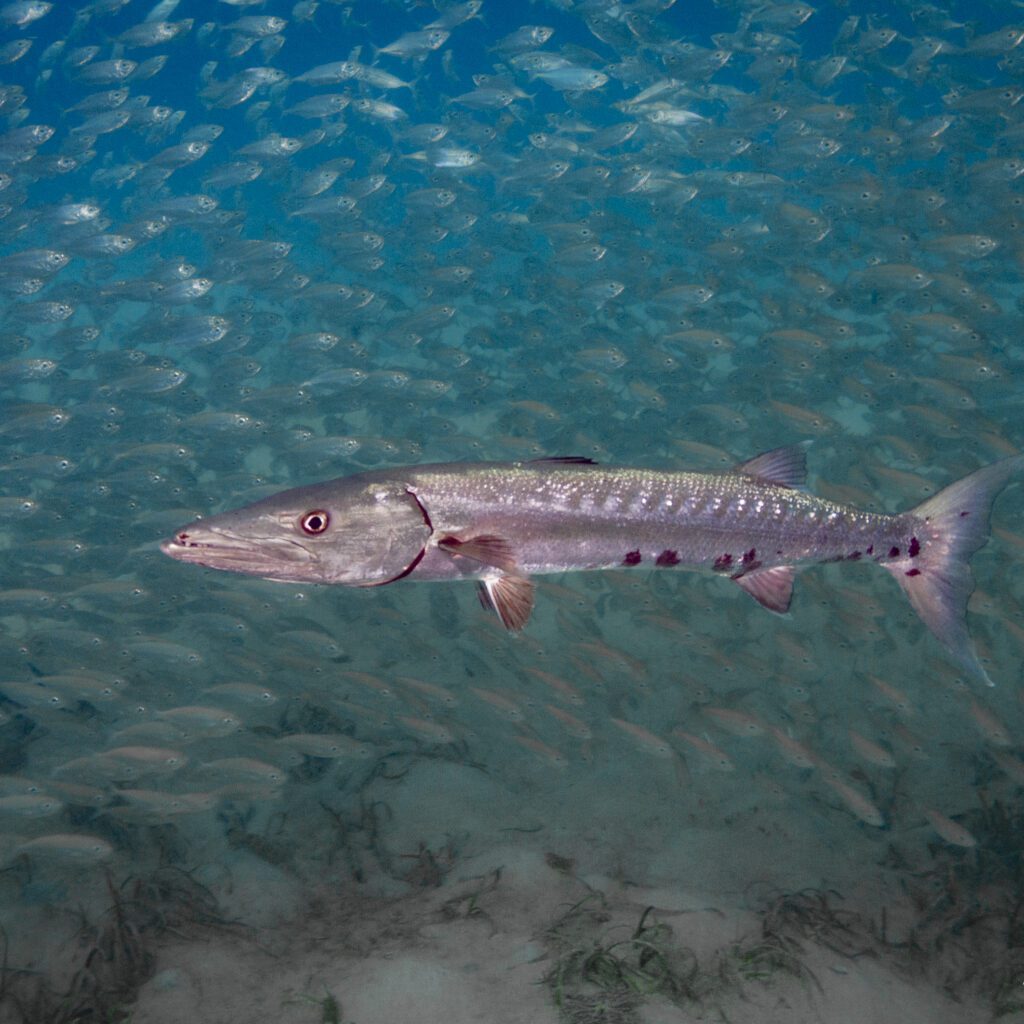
[161,531,314,566]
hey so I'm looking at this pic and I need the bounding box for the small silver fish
[161,447,1023,685]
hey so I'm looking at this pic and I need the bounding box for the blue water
[0,1,1022,1021]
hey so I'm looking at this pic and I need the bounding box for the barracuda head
[160,474,432,586]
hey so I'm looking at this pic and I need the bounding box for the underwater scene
[1,0,1023,1020]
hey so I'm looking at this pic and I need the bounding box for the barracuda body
[161,446,1023,685]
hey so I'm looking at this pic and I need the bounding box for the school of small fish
[0,0,1023,937]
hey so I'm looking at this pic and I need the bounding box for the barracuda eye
[300,510,330,535]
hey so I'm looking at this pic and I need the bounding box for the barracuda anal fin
[733,565,796,613]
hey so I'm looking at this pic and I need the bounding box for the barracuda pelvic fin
[477,574,535,631]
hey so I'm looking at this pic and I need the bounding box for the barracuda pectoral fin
[437,533,518,571]
[733,565,796,613]
[436,532,533,630]
[477,573,535,631]
[736,443,810,488]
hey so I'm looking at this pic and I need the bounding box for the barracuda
[161,446,1023,685]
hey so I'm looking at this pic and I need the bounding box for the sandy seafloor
[111,757,1023,1024]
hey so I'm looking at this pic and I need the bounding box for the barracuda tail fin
[886,455,1024,686]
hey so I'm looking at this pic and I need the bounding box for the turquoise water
[0,1,1022,1021]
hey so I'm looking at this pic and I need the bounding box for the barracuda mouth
[160,527,317,577]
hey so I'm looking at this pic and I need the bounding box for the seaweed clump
[544,896,701,1024]
[0,866,238,1023]
[894,794,1024,1016]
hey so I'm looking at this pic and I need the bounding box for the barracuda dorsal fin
[529,456,599,465]
[477,574,535,631]
[733,565,796,613]
[735,443,809,488]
